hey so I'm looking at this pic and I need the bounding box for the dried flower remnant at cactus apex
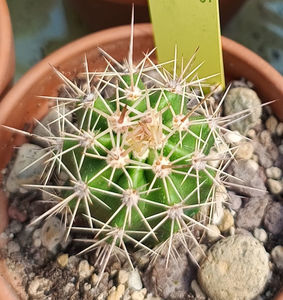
[3,18,264,287]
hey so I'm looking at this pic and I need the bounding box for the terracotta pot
[0,23,282,299]
[0,0,15,98]
[67,0,246,31]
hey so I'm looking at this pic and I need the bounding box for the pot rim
[0,0,15,97]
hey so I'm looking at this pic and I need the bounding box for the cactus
[4,22,257,287]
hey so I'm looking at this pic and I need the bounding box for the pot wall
[0,0,15,98]
[0,23,282,299]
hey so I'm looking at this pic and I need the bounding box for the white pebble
[225,130,243,145]
[131,288,147,300]
[266,167,282,179]
[253,228,268,243]
[265,116,278,134]
[218,209,234,233]
[271,246,283,270]
[206,224,221,242]
[248,159,259,172]
[235,142,254,160]
[33,238,42,248]
[128,269,143,291]
[267,179,282,194]
[118,270,129,285]
[7,241,20,255]
[78,260,94,280]
[247,129,256,139]
[107,285,125,300]
[41,217,66,252]
[28,277,52,298]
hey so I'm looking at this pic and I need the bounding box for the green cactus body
[62,74,215,246]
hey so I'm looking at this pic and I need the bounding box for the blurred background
[6,0,283,81]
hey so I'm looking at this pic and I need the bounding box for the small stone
[224,87,262,134]
[224,130,243,145]
[228,192,242,211]
[235,142,254,160]
[191,280,206,300]
[253,228,268,243]
[64,282,75,294]
[276,122,283,136]
[28,277,52,299]
[78,260,94,280]
[84,282,92,292]
[279,144,283,155]
[9,220,23,234]
[118,270,129,285]
[218,209,234,233]
[206,224,221,242]
[57,254,69,268]
[198,235,270,300]
[32,229,41,240]
[5,143,49,193]
[271,246,283,270]
[128,269,143,291]
[236,196,269,231]
[41,217,66,252]
[229,160,266,197]
[264,202,283,235]
[267,179,282,194]
[7,240,20,255]
[144,247,194,299]
[260,130,272,146]
[247,129,256,139]
[266,167,282,179]
[33,239,41,248]
[265,116,278,134]
[91,273,99,286]
[107,284,125,300]
[131,288,147,300]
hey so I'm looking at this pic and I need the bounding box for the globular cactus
[5,23,253,286]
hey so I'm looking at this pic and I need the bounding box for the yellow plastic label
[148,0,225,88]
